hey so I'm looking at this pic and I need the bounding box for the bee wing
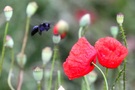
[31,26,39,36]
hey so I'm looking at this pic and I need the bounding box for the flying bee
[31,22,51,36]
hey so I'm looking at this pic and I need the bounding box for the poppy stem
[105,68,108,77]
[92,62,109,90]
[111,67,124,89]
[7,48,15,90]
[37,82,41,90]
[48,45,58,90]
[119,25,127,47]
[84,76,90,90]
[78,26,89,39]
[17,16,31,90]
[119,25,127,90]
[57,70,61,86]
[78,27,83,38]
[0,21,9,76]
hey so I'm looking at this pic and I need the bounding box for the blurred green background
[0,0,135,90]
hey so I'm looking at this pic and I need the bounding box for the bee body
[31,22,51,36]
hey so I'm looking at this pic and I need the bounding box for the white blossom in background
[58,85,65,90]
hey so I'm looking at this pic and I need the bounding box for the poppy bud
[53,20,68,39]
[95,37,128,68]
[4,35,14,48]
[79,14,90,27]
[52,34,61,44]
[116,13,124,26]
[4,6,13,21]
[33,67,43,83]
[57,20,69,34]
[26,2,38,17]
[42,47,52,65]
[110,26,119,38]
[16,53,27,68]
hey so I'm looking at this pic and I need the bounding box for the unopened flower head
[79,13,91,27]
[52,34,61,44]
[42,47,53,65]
[4,6,13,21]
[110,26,119,38]
[58,85,65,90]
[26,1,38,17]
[33,66,43,83]
[116,13,124,26]
[16,53,27,68]
[4,35,14,48]
[56,20,69,34]
[53,25,67,39]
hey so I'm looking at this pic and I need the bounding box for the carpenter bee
[31,22,51,36]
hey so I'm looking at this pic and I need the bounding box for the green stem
[41,65,45,90]
[17,16,30,90]
[8,69,15,90]
[119,26,127,47]
[119,25,127,90]
[84,76,90,90]
[92,62,108,90]
[0,22,9,76]
[17,70,24,90]
[48,45,58,90]
[105,68,108,77]
[7,48,15,90]
[37,82,41,90]
[78,27,83,38]
[104,68,108,90]
[81,80,85,90]
[112,67,124,90]
[21,17,30,54]
[57,70,61,86]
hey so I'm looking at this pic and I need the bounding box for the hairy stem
[119,25,127,90]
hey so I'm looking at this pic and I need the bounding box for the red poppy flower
[63,37,97,80]
[95,37,128,69]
